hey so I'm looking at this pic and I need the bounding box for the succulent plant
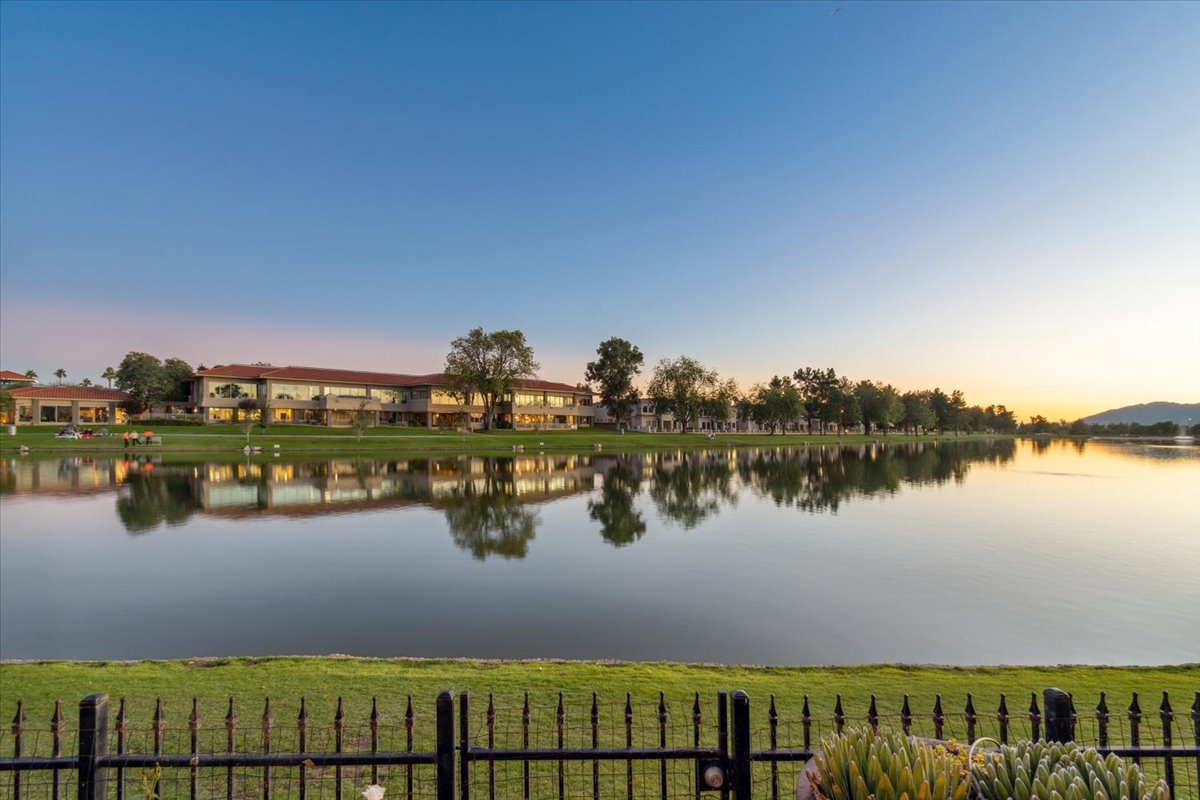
[808,727,972,800]
[972,740,1170,800]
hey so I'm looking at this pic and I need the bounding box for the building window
[272,383,319,401]
[373,387,408,403]
[514,392,541,406]
[210,382,260,399]
[325,385,367,397]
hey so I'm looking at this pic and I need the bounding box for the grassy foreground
[0,425,1009,457]
[2,658,1195,736]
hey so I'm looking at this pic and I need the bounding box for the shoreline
[1,428,1014,458]
[3,658,1195,727]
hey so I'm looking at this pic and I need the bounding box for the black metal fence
[2,689,1197,800]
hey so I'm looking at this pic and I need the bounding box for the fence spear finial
[51,700,64,735]
[11,699,25,735]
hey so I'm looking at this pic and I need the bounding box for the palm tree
[54,368,67,384]
[102,367,116,388]
[24,369,37,382]
[80,378,93,387]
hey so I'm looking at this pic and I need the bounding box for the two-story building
[591,398,745,433]
[191,364,593,429]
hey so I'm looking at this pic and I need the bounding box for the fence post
[437,691,455,800]
[1044,689,1073,742]
[459,692,470,800]
[78,694,109,800]
[717,692,729,800]
[731,691,751,800]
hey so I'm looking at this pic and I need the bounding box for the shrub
[807,727,972,800]
[125,418,204,427]
[973,741,1170,800]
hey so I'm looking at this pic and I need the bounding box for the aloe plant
[807,727,972,800]
[972,740,1170,800]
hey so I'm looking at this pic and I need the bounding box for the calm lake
[1,439,1197,665]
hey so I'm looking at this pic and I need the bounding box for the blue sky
[2,1,1197,418]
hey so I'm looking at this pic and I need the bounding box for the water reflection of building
[0,456,133,495]
[191,455,605,518]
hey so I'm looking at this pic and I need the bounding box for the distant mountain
[1082,402,1200,426]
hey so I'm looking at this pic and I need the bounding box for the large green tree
[928,388,967,433]
[162,358,195,402]
[746,376,803,434]
[854,381,904,435]
[793,367,840,434]
[900,391,936,435]
[700,378,740,430]
[443,328,539,430]
[115,352,172,411]
[584,337,644,429]
[827,377,861,433]
[646,356,719,433]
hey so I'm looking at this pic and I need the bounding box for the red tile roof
[194,364,274,379]
[196,364,588,394]
[8,386,131,401]
[514,378,590,393]
[0,370,35,382]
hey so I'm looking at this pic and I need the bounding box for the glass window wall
[325,385,367,397]
[514,392,542,406]
[271,383,319,401]
[209,381,260,399]
[373,387,408,403]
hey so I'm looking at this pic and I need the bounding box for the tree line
[582,336,1017,434]
[17,337,1185,439]
[1021,417,1200,437]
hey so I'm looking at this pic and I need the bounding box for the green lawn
[2,658,1194,743]
[2,659,1195,797]
[0,425,1010,457]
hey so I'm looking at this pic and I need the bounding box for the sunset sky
[1,1,1197,421]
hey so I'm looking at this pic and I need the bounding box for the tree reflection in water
[587,459,646,546]
[736,439,1017,513]
[647,453,739,529]
[116,468,200,533]
[442,465,539,560]
[5,439,1020,548]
